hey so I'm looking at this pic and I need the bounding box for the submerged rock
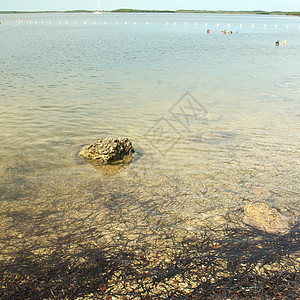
[80,138,135,165]
[243,202,290,234]
[195,131,235,144]
[250,187,272,199]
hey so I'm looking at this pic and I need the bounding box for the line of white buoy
[3,20,299,29]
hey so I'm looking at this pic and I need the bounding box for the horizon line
[0,9,299,14]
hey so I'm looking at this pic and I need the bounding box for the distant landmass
[112,9,175,13]
[0,9,299,16]
[112,9,300,16]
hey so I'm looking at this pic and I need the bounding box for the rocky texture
[79,138,135,165]
[243,202,290,234]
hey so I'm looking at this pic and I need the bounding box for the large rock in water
[243,202,290,234]
[79,138,135,165]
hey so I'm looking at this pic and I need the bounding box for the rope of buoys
[1,19,299,30]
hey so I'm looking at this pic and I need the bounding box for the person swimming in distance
[275,40,279,46]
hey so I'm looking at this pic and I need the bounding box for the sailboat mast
[97,0,102,12]
[93,0,103,14]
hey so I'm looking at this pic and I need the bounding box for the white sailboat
[93,0,103,14]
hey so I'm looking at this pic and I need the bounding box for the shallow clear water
[0,13,299,249]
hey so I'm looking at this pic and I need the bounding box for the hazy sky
[0,0,299,12]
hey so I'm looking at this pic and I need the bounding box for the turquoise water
[0,13,299,250]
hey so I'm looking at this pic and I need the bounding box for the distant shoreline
[0,9,299,16]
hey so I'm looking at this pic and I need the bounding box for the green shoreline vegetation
[113,9,300,16]
[0,9,299,16]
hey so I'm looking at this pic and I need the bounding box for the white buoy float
[174,22,176,26]
[252,24,255,28]
[205,22,208,27]
[184,22,187,27]
[240,24,243,28]
[194,22,197,26]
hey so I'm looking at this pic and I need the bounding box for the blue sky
[0,0,299,12]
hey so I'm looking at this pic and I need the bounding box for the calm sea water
[0,13,299,248]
